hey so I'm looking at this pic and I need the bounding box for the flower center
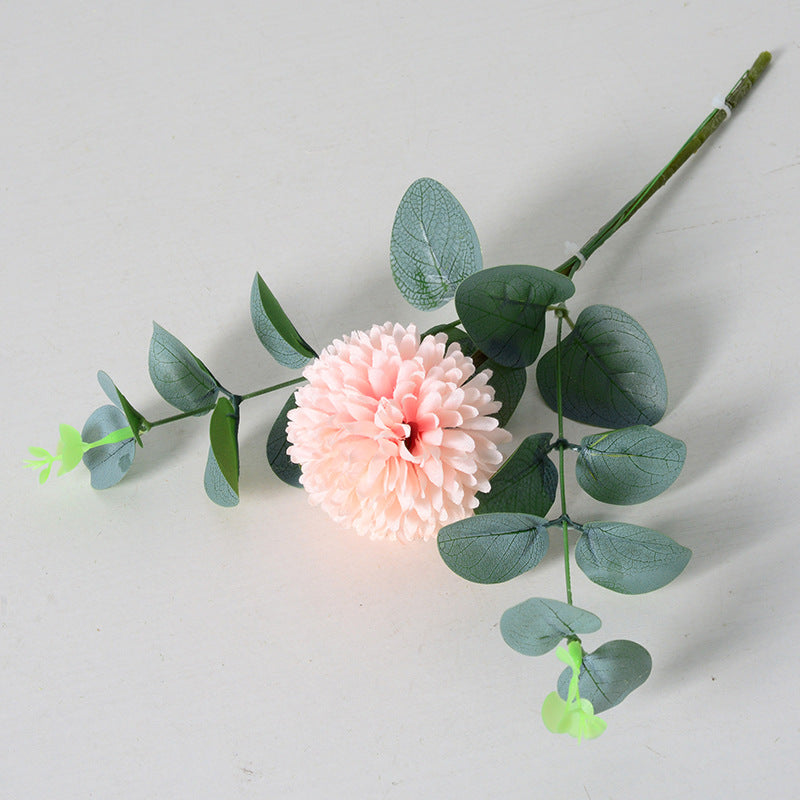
[403,420,419,453]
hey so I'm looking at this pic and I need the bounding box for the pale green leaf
[250,273,316,369]
[558,639,652,713]
[576,425,686,504]
[576,521,691,594]
[500,597,601,656]
[390,178,482,310]
[81,405,136,489]
[148,323,219,414]
[437,512,548,584]
[97,370,146,446]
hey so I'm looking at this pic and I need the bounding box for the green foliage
[455,265,575,368]
[390,178,482,310]
[576,425,686,504]
[483,360,527,427]
[204,396,240,507]
[476,433,557,516]
[97,370,147,446]
[148,323,219,414]
[250,272,316,369]
[576,521,691,594]
[557,639,652,714]
[437,512,549,584]
[500,597,601,656]
[536,305,667,427]
[81,406,136,489]
[267,392,303,488]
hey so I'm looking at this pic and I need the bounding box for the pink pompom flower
[286,322,512,542]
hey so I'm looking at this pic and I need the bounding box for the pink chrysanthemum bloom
[286,322,512,542]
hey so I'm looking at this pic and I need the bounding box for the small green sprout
[541,640,607,741]
[25,423,134,484]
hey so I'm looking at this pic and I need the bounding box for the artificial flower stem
[554,311,573,606]
[554,51,771,279]
[147,377,307,428]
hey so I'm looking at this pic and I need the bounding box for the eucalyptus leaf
[476,433,557,516]
[437,512,549,584]
[576,521,691,594]
[576,425,686,504]
[500,597,601,657]
[557,640,652,714]
[204,395,239,506]
[455,265,575,368]
[267,392,302,488]
[148,323,219,414]
[536,305,667,427]
[483,360,527,427]
[250,272,316,369]
[97,370,146,446]
[81,405,136,490]
[390,177,482,310]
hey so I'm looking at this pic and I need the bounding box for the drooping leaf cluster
[391,176,691,729]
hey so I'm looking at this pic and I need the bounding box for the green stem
[554,51,771,279]
[146,376,305,429]
[554,311,573,606]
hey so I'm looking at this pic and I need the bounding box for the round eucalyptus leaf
[250,272,316,369]
[576,521,691,594]
[536,305,667,427]
[557,639,652,713]
[81,405,136,490]
[148,323,219,414]
[476,433,557,516]
[576,425,686,504]
[455,265,575,368]
[500,597,601,657]
[390,178,482,310]
[437,512,549,584]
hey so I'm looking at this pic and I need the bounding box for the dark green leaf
[483,360,527,427]
[476,433,557,516]
[81,405,136,489]
[148,323,219,414]
[97,370,146,447]
[267,392,302,488]
[437,512,549,584]
[536,305,667,427]
[455,265,575,368]
[390,178,482,310]
[250,272,316,369]
[204,395,239,507]
[576,425,686,504]
[557,640,652,713]
[500,597,601,657]
[576,521,691,594]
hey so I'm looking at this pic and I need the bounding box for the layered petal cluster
[286,323,511,542]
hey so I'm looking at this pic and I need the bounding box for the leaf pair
[148,324,240,506]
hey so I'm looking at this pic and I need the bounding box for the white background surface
[2,2,799,797]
